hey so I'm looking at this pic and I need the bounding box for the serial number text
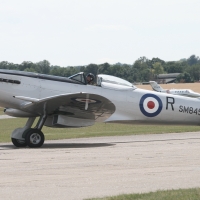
[179,106,200,115]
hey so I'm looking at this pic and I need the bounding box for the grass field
[87,188,200,200]
[0,107,5,115]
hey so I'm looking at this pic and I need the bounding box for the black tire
[25,128,45,148]
[11,138,27,147]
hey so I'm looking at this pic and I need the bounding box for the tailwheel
[24,128,45,148]
[11,138,27,147]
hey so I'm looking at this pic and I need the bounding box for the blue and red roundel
[139,94,163,117]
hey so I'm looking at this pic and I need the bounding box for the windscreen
[68,72,87,84]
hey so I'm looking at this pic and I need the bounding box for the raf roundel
[71,97,101,104]
[139,94,163,117]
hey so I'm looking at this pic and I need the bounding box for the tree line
[0,55,200,83]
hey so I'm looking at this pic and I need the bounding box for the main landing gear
[11,114,47,148]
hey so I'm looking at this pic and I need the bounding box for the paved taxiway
[0,132,200,200]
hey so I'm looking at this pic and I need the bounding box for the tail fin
[149,81,163,92]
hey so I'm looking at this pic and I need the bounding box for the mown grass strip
[86,188,200,200]
[0,107,5,115]
[0,118,200,143]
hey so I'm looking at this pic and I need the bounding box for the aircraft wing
[14,93,116,122]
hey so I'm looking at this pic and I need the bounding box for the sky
[0,0,199,66]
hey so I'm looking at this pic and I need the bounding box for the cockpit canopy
[97,74,137,90]
[68,72,137,90]
[96,74,133,87]
[68,72,87,84]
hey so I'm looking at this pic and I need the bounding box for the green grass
[0,107,5,115]
[86,188,200,200]
[0,117,200,143]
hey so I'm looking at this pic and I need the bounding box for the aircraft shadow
[0,142,115,149]
[42,142,115,149]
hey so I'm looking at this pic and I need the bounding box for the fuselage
[0,70,200,126]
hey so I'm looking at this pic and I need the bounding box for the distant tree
[0,61,10,69]
[36,60,50,74]
[187,55,200,66]
[80,66,85,72]
[98,63,111,75]
[65,67,79,77]
[179,58,187,62]
[24,67,37,73]
[1,55,200,83]
[152,63,165,76]
[0,61,18,70]
[185,63,200,81]
[20,61,35,71]
[137,56,149,63]
[150,57,165,65]
[140,68,151,82]
[130,67,140,82]
[165,62,183,73]
[49,66,62,76]
[176,72,193,83]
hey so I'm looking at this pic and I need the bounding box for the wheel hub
[30,133,41,145]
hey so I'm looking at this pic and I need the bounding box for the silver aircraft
[150,81,200,98]
[1,69,200,148]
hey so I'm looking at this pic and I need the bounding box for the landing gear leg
[24,114,47,148]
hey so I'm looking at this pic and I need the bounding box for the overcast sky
[0,0,199,66]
